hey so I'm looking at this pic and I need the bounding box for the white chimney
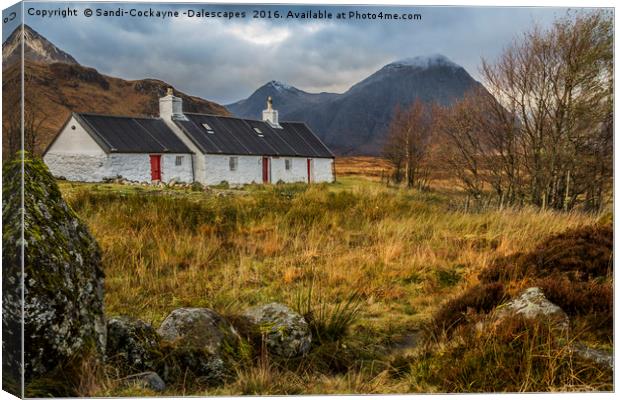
[159,87,188,121]
[262,96,282,128]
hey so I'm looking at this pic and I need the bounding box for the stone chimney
[159,87,187,121]
[262,96,281,128]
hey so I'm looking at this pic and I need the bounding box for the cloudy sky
[5,2,594,104]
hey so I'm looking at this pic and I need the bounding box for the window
[202,123,214,134]
[229,157,238,171]
[285,159,292,171]
[175,156,183,166]
[253,127,262,134]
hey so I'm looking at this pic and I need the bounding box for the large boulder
[495,287,569,332]
[156,308,240,383]
[2,156,106,389]
[106,316,160,374]
[242,302,312,358]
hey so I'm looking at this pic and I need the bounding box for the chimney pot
[262,96,281,128]
[159,90,187,121]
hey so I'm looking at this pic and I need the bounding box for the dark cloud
[19,3,586,104]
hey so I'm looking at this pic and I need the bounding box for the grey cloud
[21,3,588,104]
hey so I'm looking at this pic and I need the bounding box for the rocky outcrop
[106,316,160,374]
[495,287,569,332]
[2,156,106,385]
[242,303,312,358]
[49,63,109,89]
[156,308,240,383]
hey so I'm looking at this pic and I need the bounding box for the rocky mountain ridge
[2,24,78,67]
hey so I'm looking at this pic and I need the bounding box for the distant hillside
[2,25,230,158]
[2,61,230,157]
[229,55,485,155]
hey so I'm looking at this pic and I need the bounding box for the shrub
[480,224,613,284]
[537,276,613,337]
[537,276,612,316]
[432,282,505,334]
[475,224,613,340]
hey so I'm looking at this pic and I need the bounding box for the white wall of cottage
[44,117,193,182]
[201,154,334,185]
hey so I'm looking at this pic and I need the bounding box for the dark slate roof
[72,113,193,154]
[173,113,334,158]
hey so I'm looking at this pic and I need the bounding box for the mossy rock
[156,308,241,385]
[242,303,312,358]
[2,155,106,388]
[106,316,161,375]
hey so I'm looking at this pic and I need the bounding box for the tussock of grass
[294,282,362,344]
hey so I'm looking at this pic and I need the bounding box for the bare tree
[480,10,612,211]
[437,10,612,211]
[383,100,433,189]
[2,69,50,160]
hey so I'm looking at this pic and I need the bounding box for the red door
[150,155,161,181]
[262,157,270,183]
[307,158,312,183]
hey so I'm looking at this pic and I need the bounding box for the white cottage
[43,89,335,185]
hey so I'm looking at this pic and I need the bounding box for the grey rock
[495,287,569,331]
[243,302,312,358]
[572,343,613,370]
[106,316,160,373]
[157,308,239,383]
[2,157,106,384]
[121,371,166,392]
[157,308,239,353]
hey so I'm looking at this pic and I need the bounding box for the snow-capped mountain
[228,55,484,154]
[2,24,78,68]
[385,54,460,70]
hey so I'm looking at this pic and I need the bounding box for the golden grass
[57,161,609,394]
[334,156,393,178]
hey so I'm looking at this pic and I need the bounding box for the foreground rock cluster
[106,303,312,392]
[4,156,312,395]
